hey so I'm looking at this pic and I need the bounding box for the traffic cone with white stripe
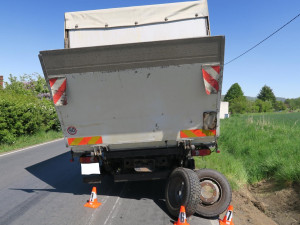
[174,206,190,225]
[219,205,234,225]
[84,186,101,208]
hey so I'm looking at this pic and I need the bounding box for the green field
[195,112,300,189]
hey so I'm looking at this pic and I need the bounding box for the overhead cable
[225,12,300,65]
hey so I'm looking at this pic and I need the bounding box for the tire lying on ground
[195,169,232,218]
[165,167,201,217]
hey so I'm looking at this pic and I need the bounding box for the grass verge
[0,130,63,154]
[195,112,300,190]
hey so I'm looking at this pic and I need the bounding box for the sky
[0,0,299,98]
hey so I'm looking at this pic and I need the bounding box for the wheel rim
[199,178,221,205]
[168,177,186,209]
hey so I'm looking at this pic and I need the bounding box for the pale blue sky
[0,0,299,98]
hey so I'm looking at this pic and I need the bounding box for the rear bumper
[71,140,217,156]
[114,170,170,182]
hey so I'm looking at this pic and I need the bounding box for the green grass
[0,130,63,154]
[195,112,300,189]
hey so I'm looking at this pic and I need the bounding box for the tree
[246,100,259,113]
[224,83,245,103]
[230,96,248,114]
[257,85,276,105]
[274,101,286,111]
[285,98,300,110]
[4,73,49,97]
[255,99,273,112]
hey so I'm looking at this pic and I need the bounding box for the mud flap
[81,163,101,183]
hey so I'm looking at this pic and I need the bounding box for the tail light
[203,111,217,130]
[80,156,99,164]
[191,149,211,156]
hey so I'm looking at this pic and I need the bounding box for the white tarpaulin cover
[65,0,208,29]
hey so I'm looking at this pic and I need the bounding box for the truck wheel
[165,167,201,217]
[195,169,232,218]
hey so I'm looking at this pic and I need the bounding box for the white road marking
[103,183,127,225]
[87,207,100,225]
[0,138,64,158]
[86,185,113,225]
[103,196,121,225]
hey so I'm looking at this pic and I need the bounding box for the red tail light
[80,156,99,163]
[191,149,211,156]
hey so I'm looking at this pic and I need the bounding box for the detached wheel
[165,167,201,217]
[195,169,232,218]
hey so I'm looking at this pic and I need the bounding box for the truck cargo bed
[39,36,225,151]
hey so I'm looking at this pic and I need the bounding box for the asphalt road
[0,140,219,225]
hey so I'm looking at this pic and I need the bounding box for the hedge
[0,90,60,144]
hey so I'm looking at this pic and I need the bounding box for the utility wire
[225,12,300,65]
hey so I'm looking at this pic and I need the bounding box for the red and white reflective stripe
[49,78,67,106]
[202,65,221,95]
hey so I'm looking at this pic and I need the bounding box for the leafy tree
[230,96,248,114]
[5,73,49,96]
[257,85,276,105]
[246,100,259,113]
[224,83,245,103]
[285,98,300,110]
[230,97,260,114]
[4,74,31,95]
[255,99,273,112]
[274,101,287,111]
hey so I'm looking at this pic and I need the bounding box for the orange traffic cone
[174,206,190,225]
[84,186,102,208]
[219,205,234,225]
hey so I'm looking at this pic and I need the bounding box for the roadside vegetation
[0,74,62,152]
[196,112,300,189]
[224,83,300,114]
[196,83,300,189]
[0,130,62,154]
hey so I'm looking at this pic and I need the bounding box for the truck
[39,0,231,218]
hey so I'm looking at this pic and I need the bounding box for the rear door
[39,36,225,151]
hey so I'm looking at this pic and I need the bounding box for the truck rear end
[39,0,231,218]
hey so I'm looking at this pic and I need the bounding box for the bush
[255,99,273,112]
[274,100,287,111]
[0,77,60,145]
[229,98,276,114]
[230,96,248,114]
[5,73,49,96]
[284,98,300,110]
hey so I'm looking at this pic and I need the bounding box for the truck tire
[195,169,232,218]
[165,167,201,217]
